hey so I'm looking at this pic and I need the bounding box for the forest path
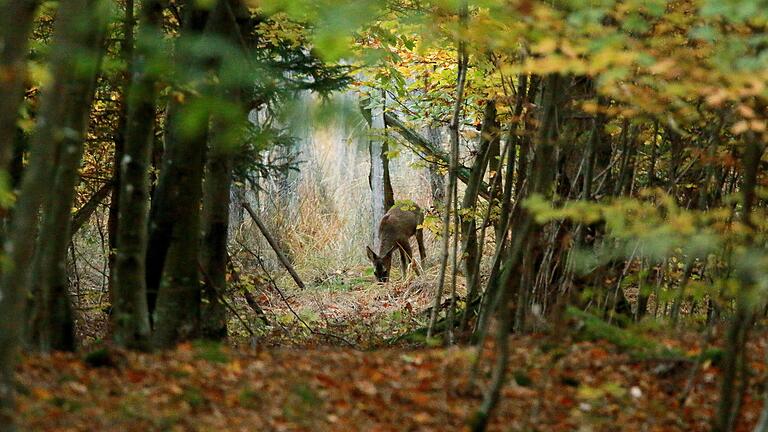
[244,264,465,349]
[17,331,767,431]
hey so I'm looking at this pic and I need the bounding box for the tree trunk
[200,122,234,340]
[0,0,39,252]
[107,0,135,317]
[473,74,562,431]
[427,2,468,339]
[144,7,210,323]
[111,0,164,350]
[28,0,108,352]
[717,138,763,432]
[461,100,498,308]
[200,0,248,339]
[0,0,102,424]
[495,73,527,242]
[148,5,213,348]
[426,125,446,206]
[150,100,209,347]
[364,91,393,249]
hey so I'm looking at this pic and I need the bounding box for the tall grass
[243,104,439,287]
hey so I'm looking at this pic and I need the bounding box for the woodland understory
[3,0,768,431]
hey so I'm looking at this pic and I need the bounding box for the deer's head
[366,245,396,282]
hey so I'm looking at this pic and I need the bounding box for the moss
[568,307,684,360]
[191,339,230,364]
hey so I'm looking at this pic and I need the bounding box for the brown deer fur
[366,203,426,282]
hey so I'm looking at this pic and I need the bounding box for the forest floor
[20,270,768,431]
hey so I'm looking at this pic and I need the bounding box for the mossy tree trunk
[0,0,106,425]
[27,0,108,352]
[200,0,249,340]
[111,0,165,350]
[149,6,212,348]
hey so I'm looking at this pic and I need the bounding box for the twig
[226,259,270,326]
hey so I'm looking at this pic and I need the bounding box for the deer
[366,201,426,282]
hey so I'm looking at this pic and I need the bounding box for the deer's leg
[402,242,419,276]
[416,228,426,264]
[398,244,408,276]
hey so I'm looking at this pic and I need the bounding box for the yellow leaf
[737,104,755,118]
[750,120,766,132]
[731,120,749,135]
[533,38,558,55]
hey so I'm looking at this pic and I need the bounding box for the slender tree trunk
[200,0,248,339]
[648,121,659,187]
[364,90,393,250]
[513,75,540,199]
[0,0,102,425]
[718,138,763,431]
[28,0,108,352]
[472,75,539,345]
[108,0,135,315]
[426,125,446,207]
[461,100,498,310]
[71,182,112,235]
[427,1,468,339]
[111,0,165,350]
[495,73,527,242]
[461,136,507,331]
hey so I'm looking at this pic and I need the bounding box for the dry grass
[222,115,474,346]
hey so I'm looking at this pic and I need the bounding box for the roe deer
[366,201,426,282]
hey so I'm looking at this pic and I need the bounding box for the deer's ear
[366,246,378,261]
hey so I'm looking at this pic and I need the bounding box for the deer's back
[379,204,422,244]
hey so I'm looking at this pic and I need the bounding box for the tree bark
[426,125,446,206]
[107,0,135,316]
[199,0,248,339]
[472,74,562,431]
[150,98,209,348]
[28,0,108,352]
[363,91,393,249]
[461,100,498,309]
[427,1,468,340]
[0,0,39,251]
[144,7,210,323]
[0,0,101,425]
[717,138,763,432]
[111,0,164,350]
